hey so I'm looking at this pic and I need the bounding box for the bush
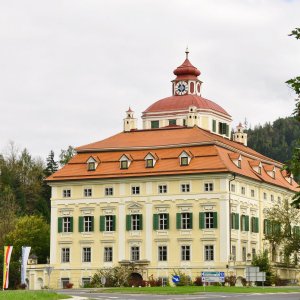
[171,270,192,286]
[225,275,236,286]
[193,276,203,286]
[129,279,146,287]
[65,282,73,289]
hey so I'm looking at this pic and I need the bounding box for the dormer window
[179,151,192,166]
[264,165,276,178]
[144,153,157,168]
[86,156,98,171]
[229,153,242,168]
[249,160,262,174]
[119,154,132,170]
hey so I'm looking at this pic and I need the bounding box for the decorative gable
[86,156,99,171]
[144,152,158,168]
[229,153,242,168]
[249,160,262,174]
[179,150,192,166]
[119,154,132,169]
[264,165,276,179]
[282,170,293,185]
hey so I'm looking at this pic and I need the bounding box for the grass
[0,290,71,300]
[98,285,300,295]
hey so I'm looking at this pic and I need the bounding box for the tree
[5,215,50,264]
[252,250,273,286]
[44,150,58,176]
[59,146,75,167]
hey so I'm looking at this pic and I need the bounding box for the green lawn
[0,291,71,300]
[99,285,300,295]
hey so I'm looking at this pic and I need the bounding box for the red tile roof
[47,126,298,192]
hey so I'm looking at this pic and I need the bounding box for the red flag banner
[3,246,13,289]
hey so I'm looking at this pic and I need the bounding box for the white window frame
[204,212,214,229]
[63,189,71,198]
[61,247,70,263]
[204,245,214,261]
[181,183,190,193]
[158,213,168,230]
[105,187,114,196]
[82,247,91,263]
[158,184,168,194]
[105,215,114,232]
[84,188,92,197]
[131,246,140,261]
[131,186,140,195]
[104,247,113,262]
[181,245,191,261]
[62,217,71,233]
[131,214,141,231]
[84,216,92,232]
[158,246,167,261]
[204,182,214,192]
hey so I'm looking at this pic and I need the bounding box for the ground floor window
[82,277,91,287]
[158,277,168,287]
[61,278,70,289]
[104,247,113,262]
[204,245,214,261]
[83,247,91,262]
[181,245,190,261]
[131,246,140,261]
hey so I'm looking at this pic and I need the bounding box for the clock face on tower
[175,81,188,95]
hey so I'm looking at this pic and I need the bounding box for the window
[204,245,214,261]
[181,184,190,193]
[146,159,154,168]
[250,189,255,197]
[132,186,140,195]
[263,192,267,200]
[63,217,71,233]
[132,214,142,230]
[153,213,169,230]
[199,212,217,229]
[104,247,113,262]
[61,278,70,289]
[84,216,93,232]
[82,247,91,262]
[219,122,228,135]
[205,212,214,229]
[120,160,128,169]
[231,245,236,261]
[126,214,143,231]
[131,246,140,261]
[151,120,159,129]
[82,277,91,287]
[87,162,95,171]
[212,120,216,132]
[242,246,247,262]
[180,156,189,166]
[63,189,71,198]
[241,215,249,231]
[158,184,167,194]
[61,248,70,263]
[105,215,114,232]
[204,183,214,192]
[105,187,114,196]
[271,194,274,202]
[183,119,186,126]
[158,246,167,261]
[181,245,190,261]
[231,213,239,230]
[278,196,281,204]
[252,248,256,258]
[231,184,236,193]
[84,188,92,197]
[159,277,168,287]
[241,186,245,195]
[181,213,192,230]
[237,159,241,168]
[251,217,259,233]
[169,119,176,126]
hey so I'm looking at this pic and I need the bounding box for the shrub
[225,275,236,286]
[171,270,192,286]
[193,276,203,286]
[65,282,73,289]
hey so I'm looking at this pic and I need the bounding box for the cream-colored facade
[26,53,298,289]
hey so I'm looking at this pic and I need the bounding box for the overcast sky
[0,0,300,160]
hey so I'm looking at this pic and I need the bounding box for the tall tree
[59,145,75,167]
[44,150,58,176]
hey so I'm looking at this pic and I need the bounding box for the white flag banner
[21,246,31,285]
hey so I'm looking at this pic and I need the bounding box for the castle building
[27,51,298,289]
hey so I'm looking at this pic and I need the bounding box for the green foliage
[90,266,131,287]
[5,215,50,264]
[171,270,192,286]
[251,250,273,286]
[59,146,75,167]
[247,117,300,164]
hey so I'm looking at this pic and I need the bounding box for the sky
[0,0,300,160]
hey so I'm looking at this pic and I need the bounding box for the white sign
[201,271,225,283]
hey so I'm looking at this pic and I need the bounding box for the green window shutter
[100,216,105,232]
[226,124,229,136]
[245,215,249,231]
[267,220,271,235]
[213,212,218,228]
[153,214,158,230]
[166,213,169,230]
[126,215,131,231]
[231,213,234,229]
[112,215,116,231]
[263,219,267,234]
[139,214,143,230]
[240,215,244,231]
[212,120,216,132]
[58,217,63,233]
[189,213,193,229]
[235,213,239,230]
[251,217,254,232]
[70,217,73,232]
[91,216,94,232]
[78,216,84,232]
[176,213,181,229]
[255,217,259,233]
[199,212,205,229]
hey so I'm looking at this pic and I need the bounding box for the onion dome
[173,49,201,80]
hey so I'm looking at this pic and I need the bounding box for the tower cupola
[233,123,247,146]
[123,107,137,132]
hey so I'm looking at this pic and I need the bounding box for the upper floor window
[242,246,247,262]
[169,119,176,126]
[212,119,216,132]
[181,245,190,261]
[126,214,143,231]
[158,246,167,261]
[204,183,214,192]
[263,192,267,200]
[250,189,255,197]
[87,162,95,171]
[63,189,71,198]
[84,188,92,197]
[204,245,214,261]
[61,248,70,263]
[63,217,72,233]
[79,216,94,233]
[82,247,91,263]
[151,120,159,129]
[100,215,116,232]
[181,183,190,193]
[219,122,229,136]
[105,187,114,196]
[271,194,274,202]
[119,154,131,169]
[120,160,128,169]
[131,186,140,195]
[177,212,193,230]
[158,184,167,194]
[241,186,246,195]
[146,159,154,168]
[131,246,140,261]
[199,212,218,229]
[179,150,191,166]
[145,152,157,168]
[153,213,169,230]
[104,247,113,262]
[240,215,249,231]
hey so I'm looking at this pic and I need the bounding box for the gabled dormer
[86,156,99,171]
[229,153,242,168]
[144,152,158,168]
[282,170,293,185]
[263,165,276,179]
[249,160,262,174]
[119,154,132,169]
[179,150,192,166]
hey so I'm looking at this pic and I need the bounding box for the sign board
[245,266,266,282]
[201,271,225,283]
[101,276,106,285]
[172,275,180,284]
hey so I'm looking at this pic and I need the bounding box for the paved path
[59,289,300,300]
